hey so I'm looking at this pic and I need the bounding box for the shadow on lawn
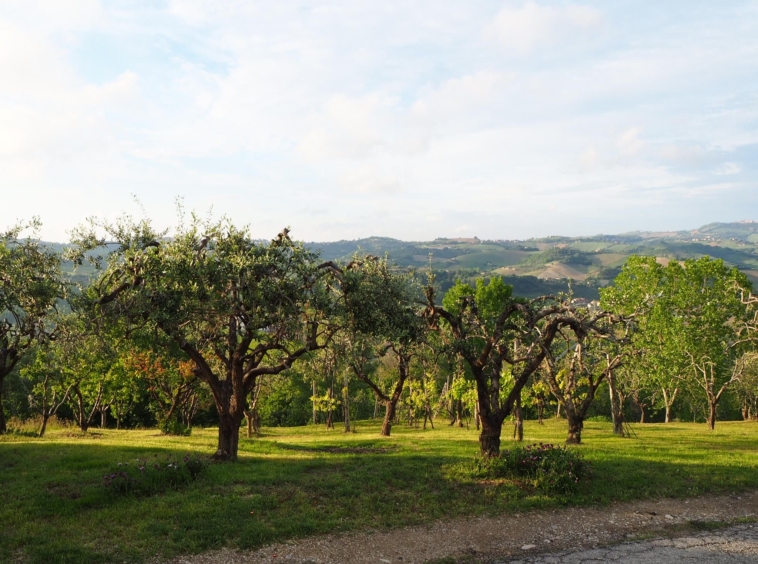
[2,436,758,564]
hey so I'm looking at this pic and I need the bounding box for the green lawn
[2,419,757,564]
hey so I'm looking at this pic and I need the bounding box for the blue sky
[2,0,757,242]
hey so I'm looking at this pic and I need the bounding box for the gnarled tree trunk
[380,355,410,436]
[479,412,502,457]
[207,375,249,461]
[380,400,396,436]
[566,411,584,444]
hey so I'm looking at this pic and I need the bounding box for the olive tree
[73,215,342,460]
[0,219,64,433]
[541,326,625,443]
[426,277,619,456]
[339,256,426,436]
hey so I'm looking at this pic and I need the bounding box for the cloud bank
[1,1,757,241]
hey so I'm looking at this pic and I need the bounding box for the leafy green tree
[603,256,755,429]
[340,256,426,436]
[73,215,342,459]
[542,326,625,443]
[20,345,72,437]
[673,258,754,428]
[0,219,65,433]
[733,352,758,420]
[119,348,200,433]
[56,321,115,432]
[427,276,618,456]
[257,373,313,428]
[601,257,683,423]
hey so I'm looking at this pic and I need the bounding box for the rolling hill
[309,221,758,298]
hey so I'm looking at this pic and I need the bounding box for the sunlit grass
[2,419,757,563]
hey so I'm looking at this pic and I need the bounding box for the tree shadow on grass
[2,436,758,564]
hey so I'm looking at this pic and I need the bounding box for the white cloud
[486,2,602,53]
[713,162,742,175]
[579,145,600,170]
[338,165,404,195]
[2,0,103,31]
[2,1,758,242]
[300,94,398,161]
[616,127,644,158]
[659,144,707,165]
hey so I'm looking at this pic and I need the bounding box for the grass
[2,419,758,563]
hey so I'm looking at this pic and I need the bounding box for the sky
[2,1,758,242]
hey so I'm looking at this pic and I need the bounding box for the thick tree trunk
[556,402,562,419]
[566,412,584,444]
[379,353,410,437]
[612,411,624,436]
[381,400,396,436]
[455,399,464,427]
[38,413,50,438]
[479,413,502,457]
[513,393,523,442]
[208,374,249,460]
[100,408,107,429]
[639,406,645,424]
[215,413,242,460]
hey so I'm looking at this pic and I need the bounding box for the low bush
[103,453,207,496]
[159,418,192,436]
[470,443,590,494]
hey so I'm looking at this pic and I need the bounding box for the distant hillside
[308,220,758,299]
[28,220,758,301]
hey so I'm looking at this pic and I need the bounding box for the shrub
[471,443,590,494]
[158,418,192,436]
[103,453,207,497]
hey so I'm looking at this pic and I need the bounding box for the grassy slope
[2,420,758,563]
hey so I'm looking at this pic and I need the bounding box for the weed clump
[103,453,206,496]
[470,443,590,494]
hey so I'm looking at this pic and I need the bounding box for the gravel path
[496,523,758,563]
[167,491,758,564]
